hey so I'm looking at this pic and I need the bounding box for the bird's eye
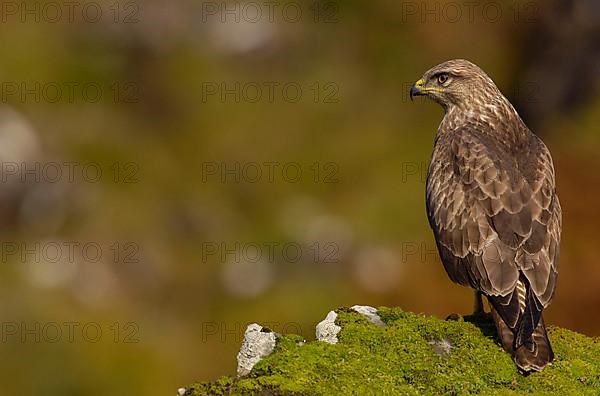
[437,74,449,84]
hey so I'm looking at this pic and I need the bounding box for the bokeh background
[0,0,598,394]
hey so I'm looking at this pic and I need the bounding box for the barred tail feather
[490,305,554,372]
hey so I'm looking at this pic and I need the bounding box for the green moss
[186,307,600,395]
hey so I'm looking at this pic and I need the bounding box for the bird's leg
[473,290,485,315]
[448,291,486,322]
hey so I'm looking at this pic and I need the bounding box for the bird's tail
[490,306,554,372]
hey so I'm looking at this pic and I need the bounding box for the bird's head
[410,59,500,111]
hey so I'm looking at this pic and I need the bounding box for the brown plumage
[410,59,561,372]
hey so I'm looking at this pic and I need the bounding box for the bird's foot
[470,310,492,321]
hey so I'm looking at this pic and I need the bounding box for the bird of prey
[410,59,561,372]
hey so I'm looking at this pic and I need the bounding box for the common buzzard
[410,59,561,372]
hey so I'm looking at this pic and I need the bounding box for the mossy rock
[185,307,600,395]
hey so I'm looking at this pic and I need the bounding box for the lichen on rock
[315,310,341,344]
[183,307,600,395]
[350,305,385,326]
[236,323,278,377]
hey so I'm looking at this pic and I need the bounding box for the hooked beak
[409,78,425,101]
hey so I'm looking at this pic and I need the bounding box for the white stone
[236,323,277,377]
[351,305,385,326]
[315,310,341,344]
[177,388,186,396]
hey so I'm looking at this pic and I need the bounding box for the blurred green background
[0,0,598,394]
